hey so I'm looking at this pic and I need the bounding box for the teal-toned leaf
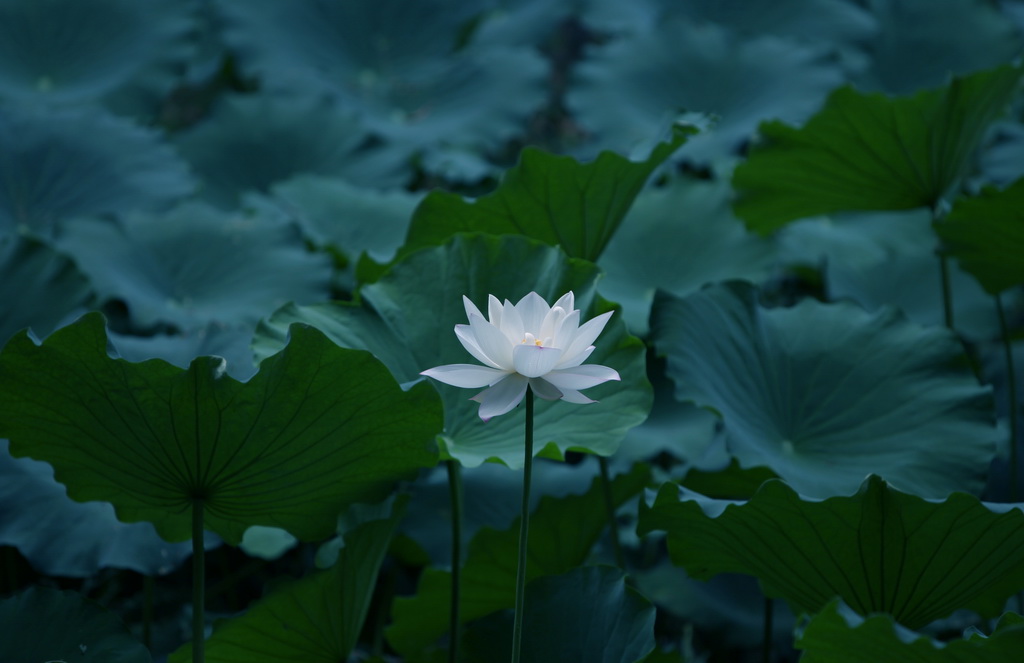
[461,566,656,663]
[608,353,721,475]
[404,128,690,262]
[981,121,1024,187]
[56,202,332,330]
[936,178,1024,294]
[175,94,407,208]
[0,586,150,663]
[634,563,794,650]
[0,105,194,235]
[825,229,1000,341]
[400,458,605,567]
[777,209,934,272]
[0,234,92,344]
[0,440,204,577]
[597,175,776,335]
[638,475,1024,629]
[386,464,650,657]
[732,64,1023,232]
[0,312,440,544]
[858,0,1021,94]
[267,174,422,261]
[797,599,1024,663]
[647,0,877,45]
[255,234,652,468]
[110,323,259,381]
[0,0,193,106]
[651,281,996,498]
[239,526,297,561]
[218,0,546,149]
[170,496,406,663]
[568,19,843,164]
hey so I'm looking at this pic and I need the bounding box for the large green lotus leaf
[0,0,193,106]
[254,234,652,468]
[935,178,1024,295]
[0,586,150,663]
[568,19,843,164]
[461,566,656,663]
[175,94,407,208]
[0,105,194,235]
[597,175,776,335]
[386,464,650,657]
[638,475,1024,629]
[0,440,207,577]
[858,0,1021,94]
[0,312,440,544]
[169,496,406,663]
[797,599,1024,663]
[404,128,690,263]
[650,281,996,498]
[217,0,546,149]
[0,234,92,344]
[732,64,1024,233]
[267,174,422,261]
[56,202,332,330]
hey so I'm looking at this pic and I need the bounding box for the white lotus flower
[421,291,621,421]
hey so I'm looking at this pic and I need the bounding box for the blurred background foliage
[1,0,1023,661]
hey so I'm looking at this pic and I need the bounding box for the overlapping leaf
[403,128,690,262]
[935,178,1024,294]
[57,202,332,330]
[170,497,406,663]
[461,566,657,663]
[0,586,150,663]
[254,234,652,468]
[110,323,259,381]
[267,174,422,261]
[0,235,92,344]
[0,105,194,235]
[386,464,649,656]
[638,475,1024,629]
[647,0,877,44]
[569,19,843,163]
[217,0,546,149]
[651,281,996,498]
[597,176,776,334]
[0,0,194,105]
[0,313,440,544]
[0,440,203,577]
[797,600,1024,663]
[732,64,1023,232]
[825,233,999,340]
[175,94,407,207]
[858,0,1021,94]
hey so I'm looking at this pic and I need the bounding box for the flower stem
[996,294,1019,502]
[142,575,154,649]
[511,387,535,663]
[762,596,774,663]
[598,456,625,568]
[447,460,464,663]
[192,498,205,663]
[939,255,955,330]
